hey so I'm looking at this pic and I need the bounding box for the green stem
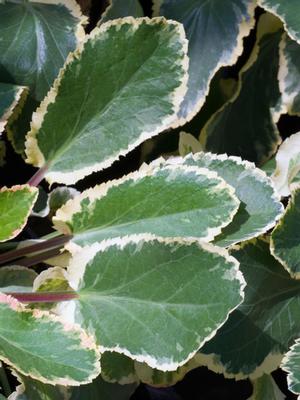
[7,291,78,303]
[0,364,11,397]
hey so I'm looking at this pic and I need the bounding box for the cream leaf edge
[152,0,256,127]
[281,338,300,396]
[0,86,28,136]
[0,292,101,386]
[25,17,189,185]
[53,162,240,245]
[65,234,245,371]
[160,151,284,246]
[0,185,38,243]
[199,13,283,162]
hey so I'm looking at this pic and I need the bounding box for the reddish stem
[6,291,78,303]
[27,165,48,187]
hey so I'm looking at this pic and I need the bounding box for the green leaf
[0,266,37,293]
[200,13,283,165]
[48,187,79,218]
[31,186,49,218]
[271,187,300,279]
[278,33,300,116]
[271,132,300,197]
[281,339,300,396]
[0,185,38,242]
[0,293,100,385]
[100,0,143,22]
[25,17,189,185]
[249,374,285,400]
[0,83,27,135]
[198,239,300,379]
[67,236,245,370]
[166,152,283,247]
[258,0,300,44]
[53,164,239,246]
[101,352,138,384]
[0,0,87,153]
[154,0,256,123]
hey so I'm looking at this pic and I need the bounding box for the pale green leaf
[0,266,37,293]
[25,17,188,185]
[200,13,283,165]
[0,83,27,135]
[0,0,87,153]
[67,236,245,371]
[165,152,283,247]
[0,185,38,242]
[198,239,300,379]
[53,164,240,246]
[178,132,203,157]
[154,0,256,123]
[0,293,100,385]
[258,0,300,44]
[249,374,285,400]
[100,0,143,23]
[271,187,300,278]
[271,132,300,197]
[279,33,300,116]
[281,339,300,396]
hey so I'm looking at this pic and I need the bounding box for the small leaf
[200,13,283,165]
[178,132,203,157]
[25,17,189,185]
[166,152,283,247]
[48,187,79,218]
[31,187,49,218]
[154,0,256,123]
[67,236,245,371]
[0,185,38,242]
[198,239,300,379]
[100,0,143,23]
[0,266,37,293]
[101,352,138,384]
[0,0,87,153]
[249,374,285,400]
[0,83,27,135]
[271,132,300,197]
[0,293,100,385]
[258,0,300,44]
[271,187,300,278]
[53,164,240,247]
[281,338,300,396]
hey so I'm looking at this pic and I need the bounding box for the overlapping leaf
[101,352,137,384]
[67,236,244,371]
[249,374,285,400]
[198,239,300,379]
[100,0,143,23]
[0,185,38,242]
[271,187,300,278]
[0,266,37,293]
[0,0,86,153]
[165,152,283,247]
[0,293,100,385]
[154,0,256,124]
[200,14,283,165]
[25,17,189,185]
[54,164,239,247]
[0,83,27,135]
[281,339,300,397]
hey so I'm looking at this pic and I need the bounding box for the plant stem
[13,247,63,268]
[0,364,11,397]
[27,165,48,187]
[0,235,71,266]
[6,291,78,303]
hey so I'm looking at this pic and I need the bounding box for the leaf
[165,152,283,247]
[0,185,38,242]
[271,187,300,279]
[53,163,240,247]
[101,352,138,384]
[0,293,100,385]
[154,0,256,124]
[178,132,203,157]
[278,33,300,116]
[0,83,27,135]
[0,0,87,153]
[48,187,79,218]
[66,236,245,371]
[31,186,49,218]
[100,0,144,23]
[0,266,37,293]
[258,0,300,44]
[249,374,285,400]
[198,239,300,379]
[200,13,283,165]
[25,17,189,185]
[281,339,300,396]
[271,132,300,197]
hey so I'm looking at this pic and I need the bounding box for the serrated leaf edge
[0,86,28,135]
[281,338,300,396]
